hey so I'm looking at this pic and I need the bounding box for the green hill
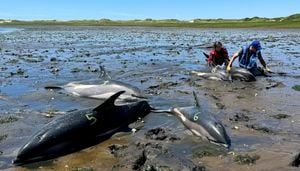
[1,14,300,28]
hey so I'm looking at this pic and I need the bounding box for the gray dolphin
[191,66,256,82]
[153,92,231,148]
[45,66,146,102]
[13,91,152,165]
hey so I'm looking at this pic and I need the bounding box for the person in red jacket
[205,42,229,67]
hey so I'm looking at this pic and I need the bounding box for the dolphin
[45,66,147,102]
[191,66,256,82]
[13,91,152,165]
[153,92,231,148]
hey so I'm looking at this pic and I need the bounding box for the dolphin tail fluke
[99,65,112,80]
[93,91,125,111]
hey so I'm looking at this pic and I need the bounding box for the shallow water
[0,27,22,34]
[0,26,300,170]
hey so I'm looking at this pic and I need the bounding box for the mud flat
[0,26,300,171]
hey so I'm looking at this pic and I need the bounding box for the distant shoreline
[1,14,300,29]
[1,21,300,29]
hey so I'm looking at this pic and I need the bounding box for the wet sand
[0,26,300,171]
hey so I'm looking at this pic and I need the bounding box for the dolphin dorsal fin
[192,91,201,108]
[93,91,125,111]
[99,65,112,80]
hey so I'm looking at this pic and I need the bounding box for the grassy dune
[1,14,300,28]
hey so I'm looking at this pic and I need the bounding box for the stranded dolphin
[191,66,256,82]
[13,91,152,165]
[153,92,231,148]
[45,66,146,102]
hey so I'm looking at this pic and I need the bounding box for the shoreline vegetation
[1,14,300,29]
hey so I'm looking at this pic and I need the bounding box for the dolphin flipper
[203,52,210,58]
[44,85,63,90]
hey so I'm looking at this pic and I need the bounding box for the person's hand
[226,66,231,72]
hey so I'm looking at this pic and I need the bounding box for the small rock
[233,126,239,130]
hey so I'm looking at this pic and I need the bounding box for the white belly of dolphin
[63,82,139,101]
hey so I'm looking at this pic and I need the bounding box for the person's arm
[258,51,266,68]
[223,48,230,66]
[226,50,240,71]
[258,51,271,72]
[207,52,214,64]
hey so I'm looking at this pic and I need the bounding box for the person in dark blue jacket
[226,40,271,76]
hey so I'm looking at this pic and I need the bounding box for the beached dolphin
[191,66,256,82]
[45,66,146,102]
[152,92,231,148]
[13,91,152,165]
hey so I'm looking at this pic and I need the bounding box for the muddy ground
[0,26,300,171]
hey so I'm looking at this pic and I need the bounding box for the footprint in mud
[271,114,291,120]
[110,141,205,171]
[146,82,179,95]
[246,124,275,134]
[109,128,203,171]
[229,113,250,122]
[144,128,181,142]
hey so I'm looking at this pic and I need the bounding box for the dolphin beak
[208,138,231,149]
[222,143,230,149]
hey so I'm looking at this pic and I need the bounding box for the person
[226,40,271,76]
[206,41,229,67]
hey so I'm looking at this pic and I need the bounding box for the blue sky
[0,0,299,20]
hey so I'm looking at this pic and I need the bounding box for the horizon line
[1,13,299,22]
